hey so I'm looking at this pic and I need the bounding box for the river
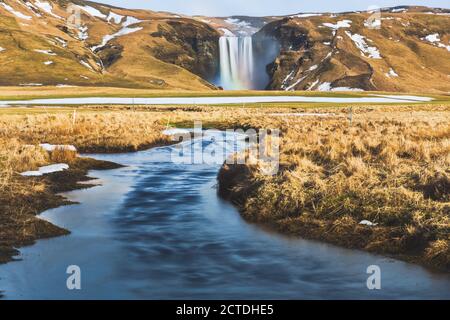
[0,131,449,299]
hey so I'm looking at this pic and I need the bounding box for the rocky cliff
[252,6,450,93]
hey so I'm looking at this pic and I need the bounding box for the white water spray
[219,36,255,90]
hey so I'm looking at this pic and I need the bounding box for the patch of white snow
[345,32,381,59]
[34,49,56,55]
[39,143,77,152]
[1,2,32,20]
[322,20,352,30]
[21,163,69,177]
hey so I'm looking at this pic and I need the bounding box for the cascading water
[219,36,255,90]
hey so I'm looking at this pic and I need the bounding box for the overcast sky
[94,0,449,16]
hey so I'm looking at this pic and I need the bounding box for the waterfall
[219,36,255,90]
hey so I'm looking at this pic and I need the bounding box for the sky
[95,0,449,16]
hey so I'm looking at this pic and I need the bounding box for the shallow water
[0,131,449,299]
[0,94,433,107]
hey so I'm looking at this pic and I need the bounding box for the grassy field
[0,103,449,272]
[219,104,450,272]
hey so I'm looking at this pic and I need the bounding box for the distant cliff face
[252,7,450,93]
[149,19,220,82]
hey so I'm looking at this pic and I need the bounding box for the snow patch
[43,61,53,65]
[77,5,107,19]
[54,37,67,47]
[21,163,69,177]
[423,33,440,43]
[307,79,320,91]
[285,76,307,91]
[80,60,94,71]
[91,16,143,51]
[313,82,364,92]
[91,26,143,51]
[39,143,77,152]
[1,2,32,20]
[78,26,88,41]
[0,47,5,52]
[317,82,332,91]
[421,33,450,51]
[322,20,352,30]
[385,68,399,78]
[345,31,381,59]
[224,18,258,35]
[281,70,295,90]
[34,49,56,55]
[33,0,61,19]
[122,16,142,27]
[359,220,378,227]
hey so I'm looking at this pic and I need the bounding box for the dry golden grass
[0,109,175,263]
[219,104,450,271]
[1,104,449,271]
[0,111,171,153]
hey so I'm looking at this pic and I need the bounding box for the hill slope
[0,2,449,93]
[0,0,219,90]
[253,7,450,93]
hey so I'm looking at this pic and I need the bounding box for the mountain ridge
[0,0,449,93]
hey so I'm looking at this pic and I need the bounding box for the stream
[0,130,449,299]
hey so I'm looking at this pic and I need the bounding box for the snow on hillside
[34,0,62,19]
[92,16,143,51]
[1,2,32,20]
[24,1,42,17]
[345,32,381,59]
[285,76,307,91]
[317,82,364,92]
[225,18,259,35]
[80,60,94,71]
[78,26,89,41]
[77,5,107,19]
[322,20,352,30]
[386,68,399,78]
[421,33,450,52]
[34,49,56,55]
